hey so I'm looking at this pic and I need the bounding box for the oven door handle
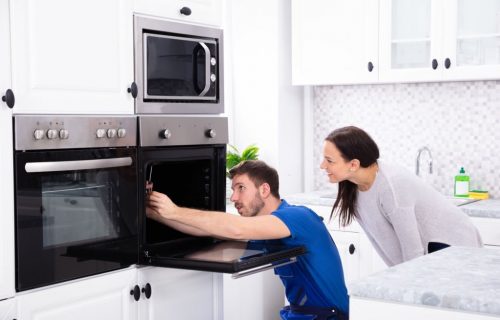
[198,42,211,97]
[25,157,133,173]
[231,257,297,279]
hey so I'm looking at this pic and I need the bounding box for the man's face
[230,174,265,217]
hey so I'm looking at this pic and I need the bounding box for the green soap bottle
[454,167,470,197]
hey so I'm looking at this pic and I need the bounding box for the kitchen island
[348,246,500,319]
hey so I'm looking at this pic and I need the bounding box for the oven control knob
[160,129,172,139]
[96,129,106,139]
[210,74,216,82]
[33,129,45,140]
[107,128,117,138]
[59,129,69,139]
[205,129,216,138]
[47,129,58,140]
[117,128,126,138]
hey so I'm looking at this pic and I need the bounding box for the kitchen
[1,0,500,319]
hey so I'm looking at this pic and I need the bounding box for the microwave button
[159,129,172,140]
[96,129,106,139]
[46,129,58,140]
[117,128,127,138]
[59,129,69,139]
[210,74,216,82]
[210,57,217,66]
[33,129,45,140]
[107,129,117,138]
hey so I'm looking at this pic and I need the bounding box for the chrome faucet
[416,146,433,176]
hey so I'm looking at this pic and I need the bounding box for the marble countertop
[348,246,500,316]
[285,191,500,219]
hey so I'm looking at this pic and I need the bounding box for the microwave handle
[198,42,211,97]
[25,157,133,173]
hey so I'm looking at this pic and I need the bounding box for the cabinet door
[0,0,15,302]
[0,298,16,320]
[17,269,138,320]
[291,0,379,85]
[10,0,135,115]
[133,0,223,27]
[379,0,443,82]
[442,0,500,80]
[330,231,361,284]
[138,267,216,320]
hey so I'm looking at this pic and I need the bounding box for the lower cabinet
[137,267,217,320]
[0,298,16,319]
[17,268,138,320]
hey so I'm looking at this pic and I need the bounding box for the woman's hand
[146,191,178,221]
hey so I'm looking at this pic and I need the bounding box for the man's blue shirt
[263,200,348,314]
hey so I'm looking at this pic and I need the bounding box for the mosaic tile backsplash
[313,81,500,199]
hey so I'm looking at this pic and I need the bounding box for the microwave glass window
[41,170,118,248]
[146,36,216,98]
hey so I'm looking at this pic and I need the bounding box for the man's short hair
[228,160,280,199]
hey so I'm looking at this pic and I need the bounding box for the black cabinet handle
[142,283,152,299]
[367,61,374,72]
[348,244,356,255]
[432,59,438,70]
[180,6,192,16]
[127,82,137,98]
[130,285,140,301]
[2,89,15,109]
[444,58,451,69]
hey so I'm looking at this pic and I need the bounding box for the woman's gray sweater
[355,161,482,267]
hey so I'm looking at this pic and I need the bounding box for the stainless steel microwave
[134,15,224,114]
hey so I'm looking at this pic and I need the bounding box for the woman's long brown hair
[325,126,379,226]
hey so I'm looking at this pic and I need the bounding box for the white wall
[225,0,304,196]
[311,81,500,198]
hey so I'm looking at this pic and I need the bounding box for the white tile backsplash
[313,81,500,198]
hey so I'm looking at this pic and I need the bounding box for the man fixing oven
[146,160,349,320]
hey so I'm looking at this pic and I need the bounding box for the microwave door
[142,239,306,279]
[193,42,211,96]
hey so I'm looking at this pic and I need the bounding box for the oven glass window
[41,171,118,248]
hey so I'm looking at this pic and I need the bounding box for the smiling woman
[321,126,483,267]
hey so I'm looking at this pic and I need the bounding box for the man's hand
[146,191,178,222]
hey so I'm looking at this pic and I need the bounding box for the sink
[445,196,480,207]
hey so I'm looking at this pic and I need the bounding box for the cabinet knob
[367,61,374,72]
[431,59,438,70]
[180,6,192,16]
[142,283,152,299]
[1,89,15,109]
[348,244,356,255]
[444,58,451,69]
[130,285,140,301]
[127,82,138,98]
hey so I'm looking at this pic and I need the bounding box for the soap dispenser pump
[454,167,470,198]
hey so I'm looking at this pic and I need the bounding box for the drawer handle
[349,244,356,255]
[180,6,192,16]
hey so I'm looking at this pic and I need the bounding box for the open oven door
[141,237,307,279]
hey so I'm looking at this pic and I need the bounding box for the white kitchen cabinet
[133,0,223,27]
[471,217,500,247]
[17,268,138,320]
[9,0,135,115]
[379,0,500,82]
[0,0,15,302]
[137,267,218,320]
[0,298,16,320]
[291,0,379,85]
[330,231,361,284]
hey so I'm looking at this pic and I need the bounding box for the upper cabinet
[292,0,500,85]
[291,0,379,85]
[10,0,135,114]
[379,0,500,82]
[133,0,223,27]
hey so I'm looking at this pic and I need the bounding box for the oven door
[14,148,138,291]
[139,145,306,278]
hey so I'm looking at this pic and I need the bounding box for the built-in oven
[14,115,138,291]
[133,15,223,114]
[137,116,305,278]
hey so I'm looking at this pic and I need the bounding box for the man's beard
[242,193,265,217]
